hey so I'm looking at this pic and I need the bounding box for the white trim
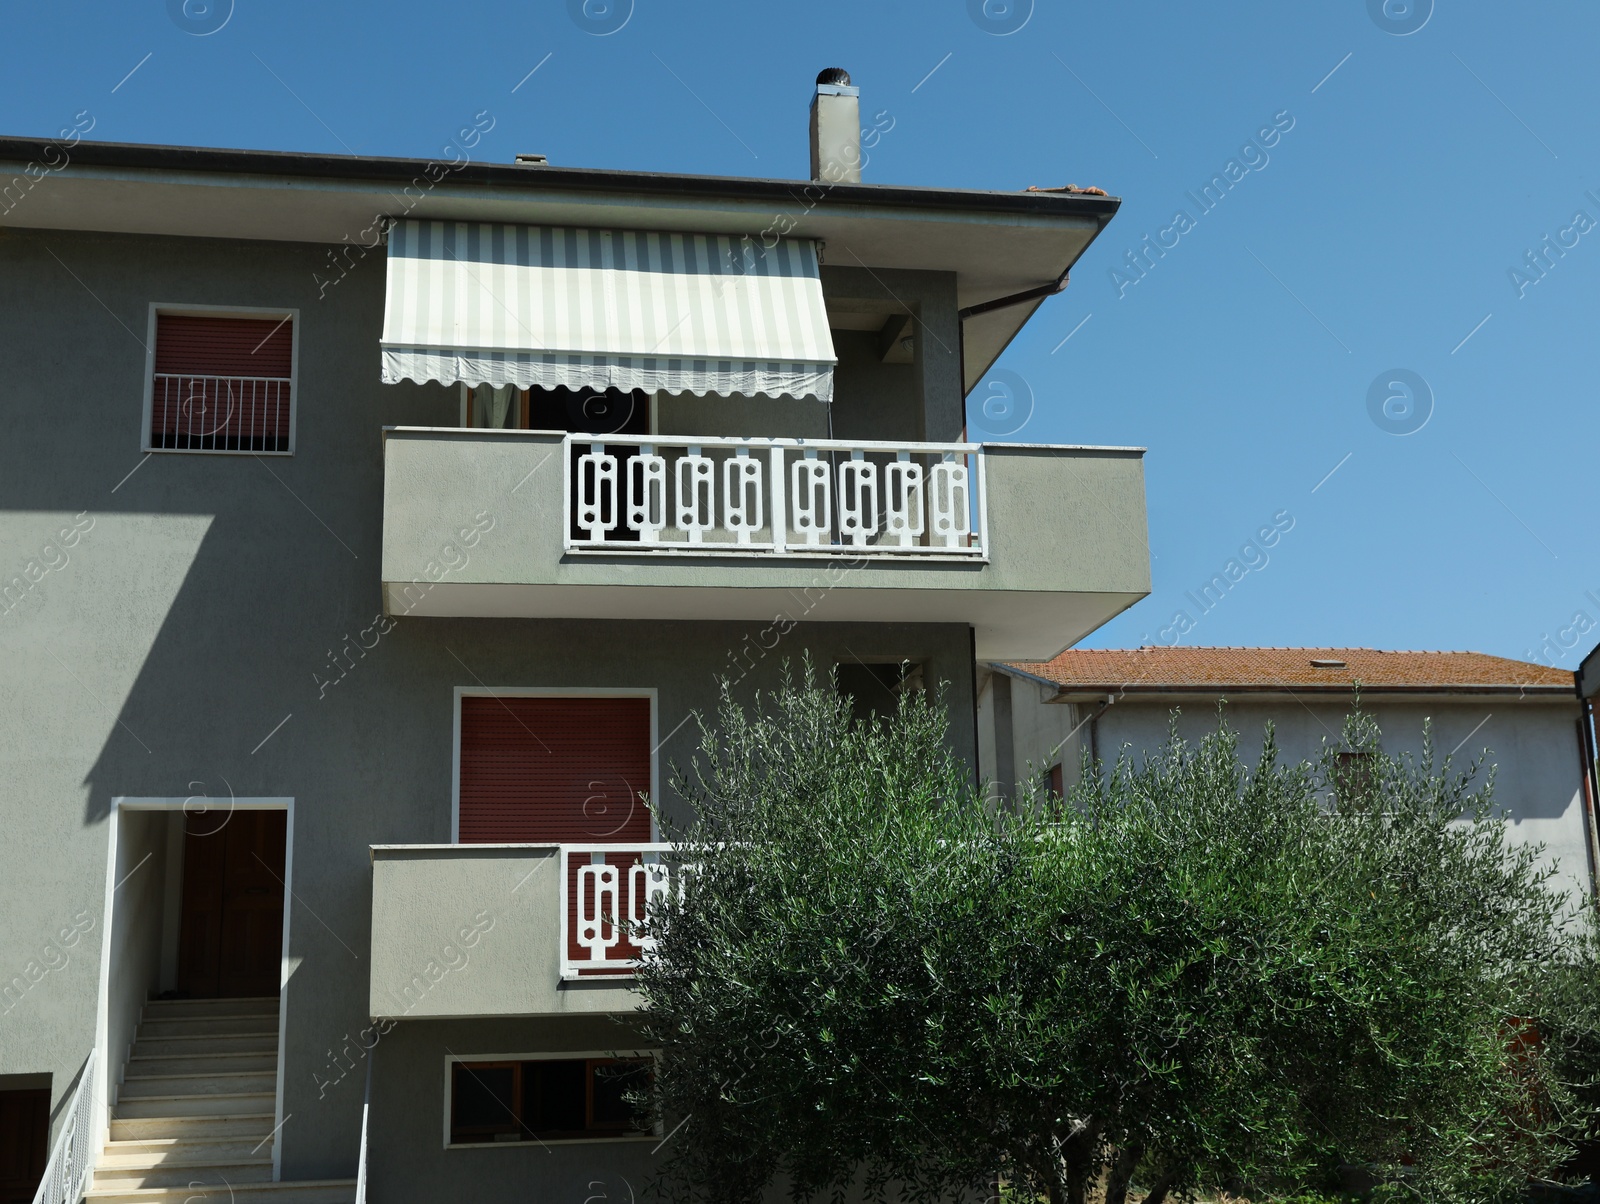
[562,545,987,563]
[140,303,300,457]
[450,687,661,844]
[98,797,295,1183]
[441,1050,659,1150]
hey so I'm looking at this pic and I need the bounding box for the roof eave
[1037,684,1578,702]
[0,135,1123,220]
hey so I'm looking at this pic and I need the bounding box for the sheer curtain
[470,384,517,428]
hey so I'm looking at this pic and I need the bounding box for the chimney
[810,68,861,184]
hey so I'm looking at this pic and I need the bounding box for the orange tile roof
[1003,647,1575,696]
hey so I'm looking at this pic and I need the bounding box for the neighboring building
[0,71,1150,1203]
[979,647,1598,900]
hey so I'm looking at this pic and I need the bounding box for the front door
[176,810,287,998]
[0,1088,48,1204]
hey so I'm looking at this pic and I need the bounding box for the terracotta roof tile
[1003,647,1575,695]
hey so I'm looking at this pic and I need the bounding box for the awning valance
[380,220,836,402]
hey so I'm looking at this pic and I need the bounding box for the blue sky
[8,1,1598,667]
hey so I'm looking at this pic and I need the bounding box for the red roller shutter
[151,314,294,452]
[457,696,653,844]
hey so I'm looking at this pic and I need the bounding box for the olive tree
[633,666,1572,1204]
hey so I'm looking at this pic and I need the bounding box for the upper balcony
[380,427,1148,660]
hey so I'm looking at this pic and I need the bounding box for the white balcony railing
[150,373,293,453]
[557,843,683,978]
[562,435,987,558]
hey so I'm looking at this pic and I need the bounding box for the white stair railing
[564,435,986,558]
[354,1052,371,1204]
[30,1050,97,1204]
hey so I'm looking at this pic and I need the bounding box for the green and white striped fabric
[381,220,836,402]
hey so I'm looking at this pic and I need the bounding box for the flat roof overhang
[0,136,1119,391]
[385,581,1147,665]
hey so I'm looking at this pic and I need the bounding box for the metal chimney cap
[815,67,852,87]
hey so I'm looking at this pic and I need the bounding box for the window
[1333,751,1378,809]
[449,1057,652,1145]
[836,660,926,725]
[1044,762,1064,801]
[147,310,295,453]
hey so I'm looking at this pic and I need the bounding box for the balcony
[368,843,679,1019]
[381,428,1149,660]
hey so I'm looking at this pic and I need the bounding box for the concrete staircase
[88,997,356,1204]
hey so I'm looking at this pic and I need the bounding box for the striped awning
[380,220,836,402]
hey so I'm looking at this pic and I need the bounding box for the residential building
[980,647,1597,901]
[0,70,1150,1203]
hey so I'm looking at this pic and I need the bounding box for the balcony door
[456,696,652,844]
[457,694,653,972]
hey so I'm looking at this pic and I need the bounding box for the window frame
[141,303,300,456]
[442,1050,659,1149]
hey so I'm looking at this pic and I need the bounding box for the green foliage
[1530,904,1600,1182]
[633,664,1574,1204]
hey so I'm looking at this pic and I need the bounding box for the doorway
[176,810,287,998]
[0,1086,48,1204]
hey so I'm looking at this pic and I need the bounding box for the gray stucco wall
[364,1014,656,1204]
[820,265,962,443]
[0,224,983,1186]
[983,678,1596,904]
[104,810,170,1108]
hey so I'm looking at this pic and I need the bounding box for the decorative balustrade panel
[559,843,686,977]
[565,435,986,557]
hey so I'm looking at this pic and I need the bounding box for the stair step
[142,996,279,1019]
[104,1136,275,1162]
[121,1072,278,1098]
[128,1051,278,1077]
[135,1034,277,1057]
[84,1179,356,1204]
[94,1159,274,1190]
[137,1015,279,1039]
[109,1114,277,1142]
[115,1093,276,1119]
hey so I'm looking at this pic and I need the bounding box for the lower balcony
[380,428,1150,661]
[368,843,683,1019]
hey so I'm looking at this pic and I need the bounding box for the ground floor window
[449,1057,652,1144]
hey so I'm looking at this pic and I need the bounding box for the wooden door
[177,811,287,998]
[0,1088,48,1204]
